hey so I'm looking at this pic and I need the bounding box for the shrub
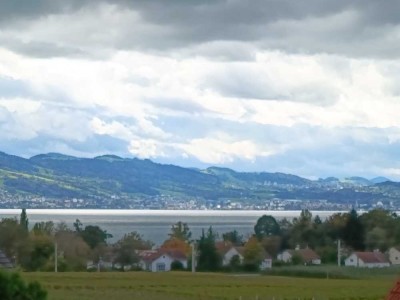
[0,271,47,300]
[171,260,185,271]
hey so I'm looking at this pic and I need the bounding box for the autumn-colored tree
[55,231,90,271]
[160,238,191,256]
[168,221,192,242]
[243,236,264,271]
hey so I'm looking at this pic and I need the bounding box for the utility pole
[55,242,58,272]
[191,242,196,273]
[337,239,341,267]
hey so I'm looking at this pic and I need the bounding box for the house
[0,250,13,269]
[138,249,187,272]
[345,251,390,268]
[277,248,321,265]
[216,242,272,270]
[388,247,400,265]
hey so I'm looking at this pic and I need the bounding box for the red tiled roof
[215,241,233,255]
[354,251,389,264]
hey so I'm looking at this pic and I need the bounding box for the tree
[55,231,90,271]
[261,235,282,258]
[196,227,221,271]
[229,254,242,271]
[160,238,191,256]
[32,222,55,236]
[313,215,322,226]
[0,271,47,300]
[243,236,264,271]
[19,209,29,233]
[222,230,244,246]
[254,215,280,240]
[74,220,112,249]
[170,260,184,271]
[342,209,365,250]
[0,218,27,261]
[168,221,192,242]
[22,235,54,271]
[113,232,153,269]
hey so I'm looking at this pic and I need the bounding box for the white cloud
[1,1,400,179]
[181,137,275,164]
[128,139,163,159]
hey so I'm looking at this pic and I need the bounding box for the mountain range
[0,151,398,209]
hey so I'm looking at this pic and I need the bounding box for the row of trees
[1,208,399,271]
[250,208,400,263]
[195,208,400,270]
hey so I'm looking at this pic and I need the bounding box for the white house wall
[345,254,390,268]
[223,248,243,266]
[150,254,188,272]
[277,251,292,263]
[260,259,272,270]
[389,248,400,265]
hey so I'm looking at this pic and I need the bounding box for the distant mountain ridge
[0,151,397,208]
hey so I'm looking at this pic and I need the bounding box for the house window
[350,259,353,262]
[156,263,166,271]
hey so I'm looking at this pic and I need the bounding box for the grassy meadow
[22,271,397,300]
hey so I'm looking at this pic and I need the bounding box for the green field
[22,272,396,300]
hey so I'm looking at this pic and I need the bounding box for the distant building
[345,251,390,268]
[216,241,272,270]
[388,247,400,265]
[0,250,13,269]
[138,249,187,272]
[277,248,321,265]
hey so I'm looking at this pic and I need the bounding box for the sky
[1,0,400,180]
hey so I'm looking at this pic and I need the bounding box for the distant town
[1,181,399,211]
[1,151,400,211]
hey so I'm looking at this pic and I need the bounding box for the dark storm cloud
[1,0,399,58]
[0,37,86,58]
[0,1,84,22]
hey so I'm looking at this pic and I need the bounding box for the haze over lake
[0,209,344,245]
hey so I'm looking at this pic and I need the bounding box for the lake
[0,209,344,245]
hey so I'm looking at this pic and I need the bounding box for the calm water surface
[0,209,343,245]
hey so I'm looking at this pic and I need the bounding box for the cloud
[1,0,400,180]
[0,1,400,59]
[180,136,275,164]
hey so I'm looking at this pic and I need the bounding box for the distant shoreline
[0,209,348,217]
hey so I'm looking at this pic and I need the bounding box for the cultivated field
[23,271,396,300]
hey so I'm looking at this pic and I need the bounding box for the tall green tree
[22,235,54,271]
[74,219,112,249]
[113,231,153,269]
[342,209,365,250]
[222,230,244,246]
[168,221,192,242]
[32,222,55,236]
[19,209,29,233]
[0,218,27,262]
[196,227,221,271]
[254,215,281,240]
